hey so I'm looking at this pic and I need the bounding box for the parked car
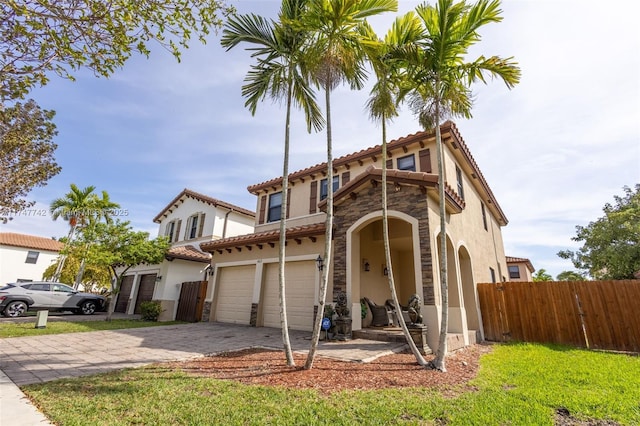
[0,282,106,317]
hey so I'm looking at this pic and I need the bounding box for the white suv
[0,282,106,317]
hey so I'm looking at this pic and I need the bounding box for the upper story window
[267,192,282,222]
[456,166,464,200]
[481,202,488,231]
[25,250,39,264]
[320,176,339,201]
[185,213,205,240]
[397,154,416,171]
[489,267,496,283]
[165,219,182,243]
[508,265,521,279]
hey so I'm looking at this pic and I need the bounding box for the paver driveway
[0,322,406,386]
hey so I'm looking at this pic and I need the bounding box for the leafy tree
[49,184,120,285]
[532,268,553,282]
[558,184,640,280]
[395,0,520,371]
[556,270,586,281]
[80,220,170,321]
[221,0,324,367]
[302,0,398,371]
[42,249,111,292]
[0,100,60,222]
[1,0,234,101]
[360,17,429,367]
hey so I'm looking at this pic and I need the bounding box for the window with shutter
[456,166,464,200]
[419,149,432,173]
[268,192,282,222]
[341,171,350,185]
[397,154,416,171]
[286,189,291,219]
[198,213,206,237]
[320,176,339,201]
[386,158,393,169]
[309,181,317,214]
[258,195,267,224]
[175,219,182,242]
[481,203,488,231]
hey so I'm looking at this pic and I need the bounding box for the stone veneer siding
[250,303,259,327]
[202,301,211,322]
[332,182,435,305]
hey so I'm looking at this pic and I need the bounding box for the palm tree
[50,184,98,282]
[221,0,324,366]
[72,190,120,288]
[302,0,398,370]
[398,0,520,371]
[361,17,430,367]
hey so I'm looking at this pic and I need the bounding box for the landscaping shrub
[140,301,163,321]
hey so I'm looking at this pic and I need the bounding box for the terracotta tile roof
[200,223,326,253]
[246,121,506,225]
[506,256,535,273]
[153,188,255,223]
[0,232,63,252]
[165,244,211,263]
[320,166,465,213]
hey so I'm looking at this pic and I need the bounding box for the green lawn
[0,319,185,338]
[23,343,640,425]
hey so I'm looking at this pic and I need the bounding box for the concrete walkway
[0,321,407,425]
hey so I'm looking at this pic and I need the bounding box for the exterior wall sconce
[363,260,370,272]
[316,255,324,271]
[155,275,162,282]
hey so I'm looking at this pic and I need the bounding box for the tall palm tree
[221,0,324,366]
[50,184,98,282]
[73,190,120,288]
[398,0,520,371]
[361,17,430,367]
[302,0,398,370]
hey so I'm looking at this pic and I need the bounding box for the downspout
[222,209,233,238]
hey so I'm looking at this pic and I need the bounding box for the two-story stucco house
[506,256,535,282]
[116,189,255,321]
[0,233,63,284]
[200,121,509,351]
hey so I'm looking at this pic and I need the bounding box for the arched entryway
[346,211,422,329]
[459,245,482,340]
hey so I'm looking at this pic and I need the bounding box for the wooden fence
[477,280,640,353]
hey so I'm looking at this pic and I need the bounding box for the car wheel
[3,301,28,317]
[80,300,97,315]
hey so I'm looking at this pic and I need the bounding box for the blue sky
[3,0,639,278]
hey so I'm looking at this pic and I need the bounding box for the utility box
[35,310,48,329]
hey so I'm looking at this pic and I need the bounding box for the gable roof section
[200,223,325,254]
[153,188,255,223]
[319,166,465,214]
[0,232,63,252]
[247,121,507,225]
[165,245,211,263]
[506,256,535,273]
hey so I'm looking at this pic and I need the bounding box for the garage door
[215,265,255,325]
[262,261,316,331]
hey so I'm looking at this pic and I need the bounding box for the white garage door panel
[215,265,255,325]
[262,261,315,331]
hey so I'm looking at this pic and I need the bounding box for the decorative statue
[407,293,423,325]
[334,291,350,319]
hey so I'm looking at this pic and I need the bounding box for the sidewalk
[1,321,407,424]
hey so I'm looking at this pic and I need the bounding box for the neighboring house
[506,256,535,282]
[116,189,255,321]
[200,121,510,351]
[0,232,63,284]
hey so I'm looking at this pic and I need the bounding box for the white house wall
[0,246,59,284]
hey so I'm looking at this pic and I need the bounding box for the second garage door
[215,265,255,325]
[262,260,316,331]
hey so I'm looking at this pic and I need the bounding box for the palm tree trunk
[381,116,429,367]
[279,76,295,366]
[305,84,333,370]
[432,97,448,372]
[73,257,87,290]
[52,225,76,281]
